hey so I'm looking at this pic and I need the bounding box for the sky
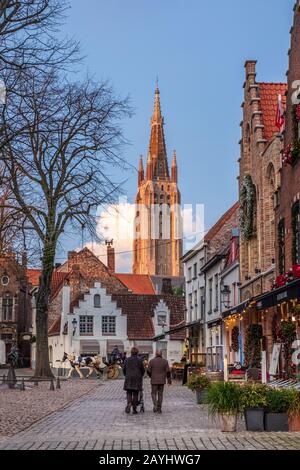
[56,0,295,271]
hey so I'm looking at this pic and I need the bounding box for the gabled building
[182,202,239,366]
[47,283,185,366]
[239,61,287,302]
[0,252,32,365]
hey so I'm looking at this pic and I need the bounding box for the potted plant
[241,383,267,431]
[207,381,242,432]
[287,389,300,432]
[187,373,210,404]
[264,388,289,432]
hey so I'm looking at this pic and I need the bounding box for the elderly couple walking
[123,348,171,414]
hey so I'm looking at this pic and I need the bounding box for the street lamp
[72,318,77,336]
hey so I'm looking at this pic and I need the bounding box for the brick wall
[239,61,284,295]
[275,2,300,273]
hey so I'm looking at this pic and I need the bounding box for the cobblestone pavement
[1,379,300,450]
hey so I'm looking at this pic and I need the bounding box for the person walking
[123,347,145,414]
[147,350,171,414]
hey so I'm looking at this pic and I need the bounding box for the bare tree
[1,70,131,377]
[0,0,79,70]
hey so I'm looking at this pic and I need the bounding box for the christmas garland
[244,324,262,368]
[279,321,296,379]
[231,326,239,352]
[239,175,256,241]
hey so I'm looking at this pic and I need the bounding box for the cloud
[82,200,205,272]
[85,199,135,273]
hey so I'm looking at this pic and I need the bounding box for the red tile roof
[259,83,287,141]
[204,202,239,243]
[114,273,155,295]
[27,268,69,299]
[48,317,61,336]
[27,268,41,286]
[111,294,186,340]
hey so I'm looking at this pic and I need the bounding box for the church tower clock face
[133,85,182,277]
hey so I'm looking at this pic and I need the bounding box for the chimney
[21,251,27,268]
[161,278,173,295]
[106,239,115,272]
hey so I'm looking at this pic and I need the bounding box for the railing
[1,373,63,390]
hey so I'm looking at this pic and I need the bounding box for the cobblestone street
[1,379,300,450]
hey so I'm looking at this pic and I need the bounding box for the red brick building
[275,2,300,274]
[0,252,32,365]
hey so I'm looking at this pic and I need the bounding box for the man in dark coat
[123,347,145,414]
[147,350,171,413]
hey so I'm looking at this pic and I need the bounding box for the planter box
[264,413,289,432]
[289,415,300,432]
[195,389,208,404]
[244,408,264,432]
[219,414,237,432]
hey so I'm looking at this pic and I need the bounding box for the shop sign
[269,343,281,376]
[277,291,288,302]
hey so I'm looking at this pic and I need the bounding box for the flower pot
[244,408,265,432]
[288,415,300,432]
[220,413,237,432]
[196,389,208,404]
[264,413,289,432]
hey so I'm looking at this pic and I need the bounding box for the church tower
[132,84,182,276]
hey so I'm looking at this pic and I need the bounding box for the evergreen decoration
[244,324,262,368]
[231,326,239,352]
[239,175,256,240]
[280,321,297,379]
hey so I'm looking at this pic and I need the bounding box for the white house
[31,282,185,370]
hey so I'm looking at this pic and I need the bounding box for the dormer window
[94,294,101,308]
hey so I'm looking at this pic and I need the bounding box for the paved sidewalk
[1,379,300,450]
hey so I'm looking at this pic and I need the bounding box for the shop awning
[222,300,249,319]
[207,319,222,329]
[107,340,124,353]
[80,340,100,355]
[134,341,153,354]
[255,278,300,311]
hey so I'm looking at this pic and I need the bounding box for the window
[292,202,300,265]
[214,274,219,311]
[188,293,193,320]
[157,314,167,326]
[79,316,93,335]
[193,290,198,318]
[208,278,213,313]
[188,266,192,281]
[200,287,205,318]
[102,316,116,335]
[278,219,285,274]
[94,294,101,308]
[193,263,197,279]
[2,297,13,321]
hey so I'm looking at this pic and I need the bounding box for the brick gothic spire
[138,155,144,186]
[148,84,169,179]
